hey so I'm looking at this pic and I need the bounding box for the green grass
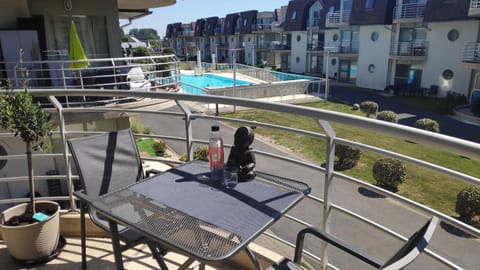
[136,138,156,157]
[223,101,480,216]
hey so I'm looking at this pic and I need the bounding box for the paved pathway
[329,83,480,143]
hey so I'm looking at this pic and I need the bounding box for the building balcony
[325,10,351,28]
[462,42,480,68]
[253,24,273,32]
[0,57,479,269]
[390,41,429,59]
[328,41,359,56]
[307,42,325,52]
[470,0,480,17]
[179,30,194,37]
[271,42,291,51]
[393,3,425,23]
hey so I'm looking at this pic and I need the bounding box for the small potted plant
[0,50,60,263]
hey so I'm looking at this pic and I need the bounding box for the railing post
[48,96,77,211]
[176,101,194,161]
[318,120,336,270]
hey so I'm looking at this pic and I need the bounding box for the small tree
[152,140,167,155]
[335,144,361,170]
[0,50,52,215]
[376,110,398,123]
[360,101,379,117]
[415,118,440,133]
[455,186,480,224]
[372,158,406,192]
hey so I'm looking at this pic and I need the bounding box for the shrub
[152,140,167,154]
[376,110,398,123]
[352,103,360,110]
[414,118,440,133]
[437,91,468,115]
[335,144,361,170]
[372,158,406,192]
[455,186,480,224]
[360,101,379,117]
[179,146,209,162]
[132,46,151,57]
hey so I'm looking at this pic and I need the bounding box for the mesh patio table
[77,161,310,269]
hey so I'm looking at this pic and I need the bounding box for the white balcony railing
[391,41,429,57]
[0,88,477,269]
[470,0,480,16]
[394,3,426,21]
[472,0,480,8]
[462,42,480,63]
[326,10,351,26]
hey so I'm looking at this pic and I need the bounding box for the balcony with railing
[328,41,359,55]
[390,41,429,58]
[271,42,291,51]
[253,24,273,32]
[179,30,194,37]
[307,18,320,28]
[307,42,325,52]
[462,42,480,68]
[0,56,479,269]
[393,3,426,22]
[470,0,480,16]
[325,10,351,27]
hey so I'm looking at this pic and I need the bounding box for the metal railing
[394,3,426,21]
[391,41,429,57]
[472,0,480,8]
[0,89,478,269]
[307,42,325,51]
[327,41,359,54]
[1,55,181,107]
[462,42,480,63]
[325,10,351,26]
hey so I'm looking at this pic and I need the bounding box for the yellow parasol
[68,21,90,69]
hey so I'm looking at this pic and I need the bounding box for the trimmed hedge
[455,186,480,224]
[360,101,379,117]
[414,118,440,133]
[376,110,398,123]
[335,144,361,170]
[372,158,406,192]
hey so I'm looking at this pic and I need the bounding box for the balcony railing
[307,42,325,51]
[462,42,480,63]
[271,43,291,51]
[1,55,180,106]
[327,41,359,54]
[394,3,426,21]
[254,24,273,32]
[471,0,480,16]
[179,30,194,37]
[0,88,478,269]
[391,41,429,57]
[325,10,351,27]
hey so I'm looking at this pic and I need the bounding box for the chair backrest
[68,129,144,198]
[380,216,439,270]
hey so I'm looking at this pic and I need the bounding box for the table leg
[108,219,124,270]
[80,202,87,270]
[245,246,263,270]
[178,257,196,270]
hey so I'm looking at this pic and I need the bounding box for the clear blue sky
[122,0,289,38]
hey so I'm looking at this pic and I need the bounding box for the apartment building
[165,0,480,98]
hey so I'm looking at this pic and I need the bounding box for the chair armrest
[293,227,382,268]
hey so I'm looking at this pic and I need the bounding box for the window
[291,11,297,21]
[244,19,247,27]
[371,32,379,42]
[331,58,337,66]
[296,56,300,63]
[333,34,339,41]
[297,35,301,42]
[442,69,454,80]
[447,29,459,42]
[328,6,335,13]
[365,0,375,9]
[368,64,376,73]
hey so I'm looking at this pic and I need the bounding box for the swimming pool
[180,74,250,94]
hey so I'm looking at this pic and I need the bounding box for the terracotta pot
[0,201,60,261]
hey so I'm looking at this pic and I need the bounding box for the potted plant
[0,50,60,263]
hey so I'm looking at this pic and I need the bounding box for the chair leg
[80,202,87,270]
[245,246,263,270]
[147,242,169,270]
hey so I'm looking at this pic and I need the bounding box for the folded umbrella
[69,21,90,69]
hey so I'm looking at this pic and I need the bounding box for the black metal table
[76,162,310,269]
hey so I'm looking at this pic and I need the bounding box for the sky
[121,0,290,38]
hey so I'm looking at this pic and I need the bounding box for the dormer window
[365,0,375,9]
[244,19,247,27]
[291,11,297,21]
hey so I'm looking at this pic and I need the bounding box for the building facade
[165,0,480,98]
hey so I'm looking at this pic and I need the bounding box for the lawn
[223,101,480,217]
[136,138,156,157]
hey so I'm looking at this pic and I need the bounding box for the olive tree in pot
[0,51,60,263]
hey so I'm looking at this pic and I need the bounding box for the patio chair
[68,129,167,270]
[127,66,151,91]
[268,216,439,270]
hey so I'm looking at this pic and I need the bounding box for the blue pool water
[181,74,250,89]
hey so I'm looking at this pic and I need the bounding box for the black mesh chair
[268,216,439,270]
[68,129,167,270]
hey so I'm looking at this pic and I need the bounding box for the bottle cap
[211,125,220,131]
